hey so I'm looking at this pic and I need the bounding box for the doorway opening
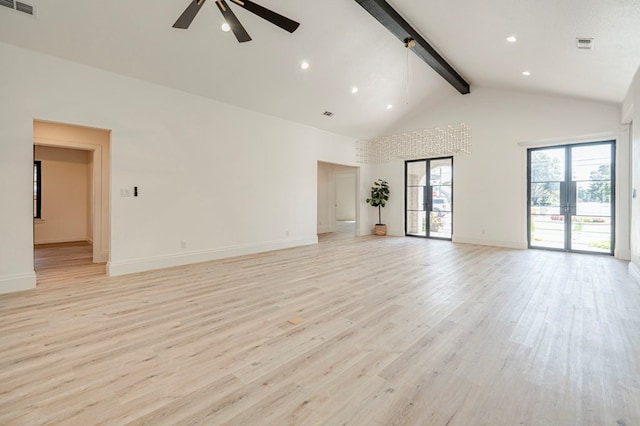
[317,161,359,240]
[527,141,615,254]
[33,120,111,283]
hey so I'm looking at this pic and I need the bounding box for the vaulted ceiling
[1,0,639,139]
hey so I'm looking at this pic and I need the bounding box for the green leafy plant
[430,215,443,232]
[366,179,390,225]
[588,240,611,250]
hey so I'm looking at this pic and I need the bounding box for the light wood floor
[1,235,639,425]
[34,242,106,286]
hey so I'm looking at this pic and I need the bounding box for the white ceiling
[1,0,639,139]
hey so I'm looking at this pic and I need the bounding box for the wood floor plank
[0,231,638,424]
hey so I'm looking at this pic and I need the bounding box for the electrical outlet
[181,241,187,249]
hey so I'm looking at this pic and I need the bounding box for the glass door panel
[405,157,453,240]
[406,161,427,237]
[406,187,424,211]
[570,144,613,253]
[407,211,426,236]
[528,142,614,254]
[529,181,565,249]
[429,159,452,239]
[529,148,565,249]
[530,148,565,182]
[430,211,452,239]
[406,161,426,185]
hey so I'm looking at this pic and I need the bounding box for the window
[33,161,41,219]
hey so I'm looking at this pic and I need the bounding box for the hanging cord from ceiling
[404,37,416,105]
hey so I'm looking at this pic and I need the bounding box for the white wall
[335,172,356,221]
[34,146,90,244]
[368,87,627,256]
[0,42,360,293]
[317,162,334,234]
[623,66,640,281]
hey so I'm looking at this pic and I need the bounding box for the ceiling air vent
[15,1,33,15]
[576,38,593,50]
[0,0,14,10]
[0,0,34,16]
[322,111,334,117]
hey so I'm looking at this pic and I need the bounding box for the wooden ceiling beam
[354,0,470,95]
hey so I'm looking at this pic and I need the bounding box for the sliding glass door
[405,157,453,240]
[528,141,614,254]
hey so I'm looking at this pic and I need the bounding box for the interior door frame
[526,140,615,255]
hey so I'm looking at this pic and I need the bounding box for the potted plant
[366,179,390,235]
[430,214,443,232]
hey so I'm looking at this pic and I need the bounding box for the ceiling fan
[173,0,300,43]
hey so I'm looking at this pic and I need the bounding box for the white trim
[615,248,631,260]
[0,272,36,294]
[622,104,633,125]
[107,237,318,277]
[517,131,619,148]
[615,124,632,261]
[630,262,640,285]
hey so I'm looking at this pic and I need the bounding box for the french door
[405,157,453,240]
[527,141,615,254]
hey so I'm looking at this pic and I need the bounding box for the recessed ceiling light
[506,36,517,43]
[351,86,359,94]
[522,71,531,76]
[300,61,310,70]
[221,22,231,32]
[387,104,393,110]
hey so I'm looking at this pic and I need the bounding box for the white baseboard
[630,262,640,285]
[615,248,631,261]
[452,235,528,250]
[0,272,36,294]
[107,236,318,277]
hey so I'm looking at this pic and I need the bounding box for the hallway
[34,242,105,286]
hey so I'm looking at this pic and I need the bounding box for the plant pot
[374,224,387,236]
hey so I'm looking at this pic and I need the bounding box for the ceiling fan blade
[232,0,300,33]
[216,0,252,43]
[173,0,207,29]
